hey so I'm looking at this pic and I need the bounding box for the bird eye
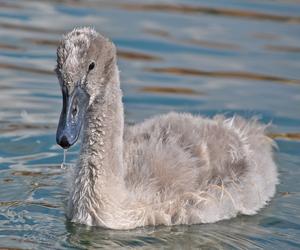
[88,62,95,71]
[72,105,78,118]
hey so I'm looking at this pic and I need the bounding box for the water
[0,0,299,249]
[61,149,67,170]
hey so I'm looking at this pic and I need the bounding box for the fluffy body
[123,113,278,226]
[56,28,278,230]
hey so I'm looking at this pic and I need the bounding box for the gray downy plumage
[55,27,278,230]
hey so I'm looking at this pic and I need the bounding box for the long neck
[82,66,124,178]
[69,65,127,226]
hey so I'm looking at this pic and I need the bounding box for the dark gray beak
[56,86,89,149]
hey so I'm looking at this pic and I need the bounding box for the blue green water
[0,0,300,249]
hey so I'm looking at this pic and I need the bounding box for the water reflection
[269,132,300,141]
[0,63,53,75]
[65,218,278,249]
[146,67,300,84]
[0,21,64,34]
[0,43,23,51]
[118,50,162,61]
[119,3,300,23]
[140,86,202,95]
[264,45,300,53]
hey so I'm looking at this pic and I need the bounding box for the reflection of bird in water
[55,27,278,229]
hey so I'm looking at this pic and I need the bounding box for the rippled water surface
[0,0,300,249]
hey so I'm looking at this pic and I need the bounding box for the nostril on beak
[59,135,71,149]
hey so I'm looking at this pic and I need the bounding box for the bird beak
[56,85,89,149]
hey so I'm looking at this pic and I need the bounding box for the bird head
[55,27,116,149]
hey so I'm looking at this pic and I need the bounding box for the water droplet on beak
[61,149,67,169]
